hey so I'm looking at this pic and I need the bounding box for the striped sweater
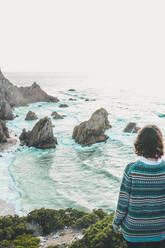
[113,157,165,242]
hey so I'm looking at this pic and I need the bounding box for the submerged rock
[68,89,76,91]
[19,117,57,149]
[123,122,140,133]
[0,100,14,120]
[51,111,63,119]
[59,104,69,108]
[69,98,77,101]
[0,70,59,107]
[25,111,38,120]
[158,114,165,118]
[0,120,9,143]
[72,108,111,146]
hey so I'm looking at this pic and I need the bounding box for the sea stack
[123,122,140,133]
[51,111,63,119]
[19,117,57,149]
[72,108,111,146]
[25,111,38,120]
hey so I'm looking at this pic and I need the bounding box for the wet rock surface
[72,108,111,146]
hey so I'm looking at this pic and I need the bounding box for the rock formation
[25,111,38,120]
[0,120,9,143]
[19,117,57,149]
[0,70,59,107]
[0,100,14,120]
[68,89,76,91]
[51,111,63,119]
[72,108,111,146]
[59,104,69,108]
[123,122,140,133]
[68,98,77,101]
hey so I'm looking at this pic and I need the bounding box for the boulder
[19,117,57,149]
[0,70,59,107]
[0,100,14,120]
[25,111,38,120]
[123,122,140,133]
[0,120,9,143]
[68,89,76,91]
[72,108,111,146]
[69,98,77,101]
[59,104,69,108]
[51,111,63,119]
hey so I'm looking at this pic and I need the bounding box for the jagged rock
[59,104,69,108]
[0,100,14,120]
[0,120,9,143]
[68,89,76,91]
[72,108,111,146]
[25,111,38,120]
[0,70,59,107]
[51,111,63,119]
[19,117,57,149]
[123,122,140,133]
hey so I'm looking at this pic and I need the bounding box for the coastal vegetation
[0,208,126,248]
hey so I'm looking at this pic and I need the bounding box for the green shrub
[26,208,86,235]
[70,213,126,248]
[0,215,31,241]
[0,239,12,248]
[13,234,40,248]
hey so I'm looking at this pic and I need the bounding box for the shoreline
[0,199,15,216]
[0,135,19,153]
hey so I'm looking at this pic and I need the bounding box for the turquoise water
[1,73,165,215]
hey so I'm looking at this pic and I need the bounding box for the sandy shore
[0,199,15,216]
[0,136,19,153]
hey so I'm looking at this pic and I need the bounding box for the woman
[113,125,165,248]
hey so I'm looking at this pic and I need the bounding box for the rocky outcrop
[25,111,38,120]
[72,108,111,146]
[59,104,69,108]
[0,120,9,143]
[123,122,140,133]
[0,70,59,107]
[69,98,77,101]
[68,89,76,91]
[51,111,63,119]
[0,100,14,120]
[19,117,57,149]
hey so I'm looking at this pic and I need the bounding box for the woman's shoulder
[125,161,137,175]
[125,159,165,175]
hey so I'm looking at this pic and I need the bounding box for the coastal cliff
[0,69,59,107]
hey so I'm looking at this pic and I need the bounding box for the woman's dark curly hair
[134,125,164,159]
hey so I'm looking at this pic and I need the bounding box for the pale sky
[1,0,165,91]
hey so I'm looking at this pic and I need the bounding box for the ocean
[1,72,165,216]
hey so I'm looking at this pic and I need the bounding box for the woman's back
[117,158,165,242]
